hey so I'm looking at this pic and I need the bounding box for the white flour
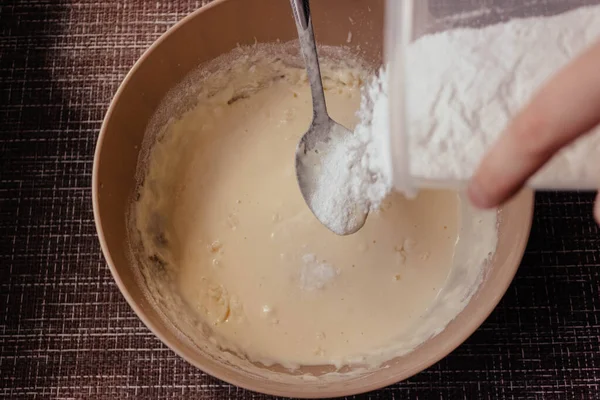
[299,254,339,291]
[404,4,600,187]
[298,124,370,235]
[305,4,600,231]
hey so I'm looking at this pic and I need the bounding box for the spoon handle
[290,0,329,122]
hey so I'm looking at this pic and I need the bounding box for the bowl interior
[93,0,533,397]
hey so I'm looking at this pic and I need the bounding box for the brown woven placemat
[1,1,600,399]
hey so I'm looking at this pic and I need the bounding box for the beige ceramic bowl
[93,0,534,397]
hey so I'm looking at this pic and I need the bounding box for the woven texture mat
[1,1,600,399]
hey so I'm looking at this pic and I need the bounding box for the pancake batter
[133,47,495,370]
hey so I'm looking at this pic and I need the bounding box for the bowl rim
[92,1,535,397]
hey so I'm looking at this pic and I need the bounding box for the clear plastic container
[385,0,600,194]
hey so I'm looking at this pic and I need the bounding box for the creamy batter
[133,46,497,371]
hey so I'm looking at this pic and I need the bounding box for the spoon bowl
[295,120,368,236]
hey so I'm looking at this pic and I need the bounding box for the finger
[469,40,600,208]
[595,192,600,225]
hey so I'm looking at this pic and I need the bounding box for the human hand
[468,40,600,224]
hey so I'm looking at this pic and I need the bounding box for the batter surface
[134,50,480,370]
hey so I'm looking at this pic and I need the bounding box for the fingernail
[468,181,489,209]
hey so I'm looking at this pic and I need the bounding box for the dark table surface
[1,1,600,399]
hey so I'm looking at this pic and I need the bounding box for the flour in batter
[132,45,498,371]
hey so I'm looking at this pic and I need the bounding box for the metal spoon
[290,0,368,235]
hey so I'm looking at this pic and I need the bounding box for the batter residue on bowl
[131,44,498,372]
